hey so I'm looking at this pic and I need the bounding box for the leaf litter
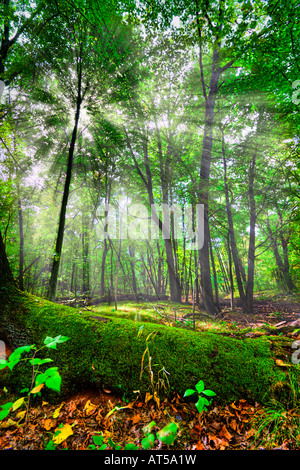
[0,388,298,450]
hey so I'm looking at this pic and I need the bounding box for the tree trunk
[81,214,90,298]
[0,229,15,289]
[47,66,82,302]
[244,151,257,314]
[209,235,220,311]
[267,220,296,293]
[17,197,24,291]
[221,129,246,308]
[196,51,221,316]
[129,245,138,295]
[227,231,234,310]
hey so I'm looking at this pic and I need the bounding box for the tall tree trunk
[227,231,234,310]
[196,50,221,316]
[100,174,111,297]
[244,151,257,314]
[209,234,220,311]
[47,65,82,302]
[17,197,24,291]
[129,245,138,295]
[156,241,162,297]
[221,129,246,308]
[267,219,296,293]
[81,214,90,298]
[114,238,121,310]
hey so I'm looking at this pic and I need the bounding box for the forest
[0,0,300,454]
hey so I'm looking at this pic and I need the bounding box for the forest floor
[1,291,300,451]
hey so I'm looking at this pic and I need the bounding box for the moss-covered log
[0,289,293,405]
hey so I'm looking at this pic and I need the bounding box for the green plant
[141,420,178,449]
[0,334,69,424]
[250,369,300,449]
[184,380,216,413]
[251,404,300,449]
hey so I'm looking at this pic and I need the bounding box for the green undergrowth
[0,291,289,407]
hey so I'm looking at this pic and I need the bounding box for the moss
[1,292,288,405]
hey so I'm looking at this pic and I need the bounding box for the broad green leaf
[44,335,69,350]
[195,396,205,413]
[124,443,139,450]
[141,434,155,449]
[183,389,195,397]
[93,434,105,446]
[195,380,205,394]
[1,402,14,410]
[0,409,10,421]
[7,359,19,371]
[0,360,8,370]
[35,372,47,386]
[29,358,53,366]
[202,389,216,397]
[9,345,33,363]
[45,440,57,450]
[0,402,13,420]
[45,371,61,392]
[157,422,178,445]
[143,420,156,435]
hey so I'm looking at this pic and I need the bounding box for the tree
[43,5,137,301]
[0,0,60,84]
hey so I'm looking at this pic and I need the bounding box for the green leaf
[45,370,61,392]
[0,402,13,420]
[36,367,62,391]
[1,402,14,410]
[157,422,178,445]
[0,360,8,370]
[183,389,196,397]
[93,434,105,446]
[124,443,139,450]
[29,358,53,366]
[195,380,205,394]
[7,359,19,371]
[35,373,47,386]
[45,440,57,450]
[43,335,69,350]
[195,396,205,413]
[202,389,216,397]
[141,434,155,449]
[0,409,11,420]
[9,345,33,363]
[143,420,156,435]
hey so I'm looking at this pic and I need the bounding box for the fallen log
[0,288,295,407]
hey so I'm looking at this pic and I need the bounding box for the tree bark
[221,129,246,308]
[0,229,15,289]
[196,46,221,316]
[47,64,83,302]
[17,197,24,291]
[244,150,257,314]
